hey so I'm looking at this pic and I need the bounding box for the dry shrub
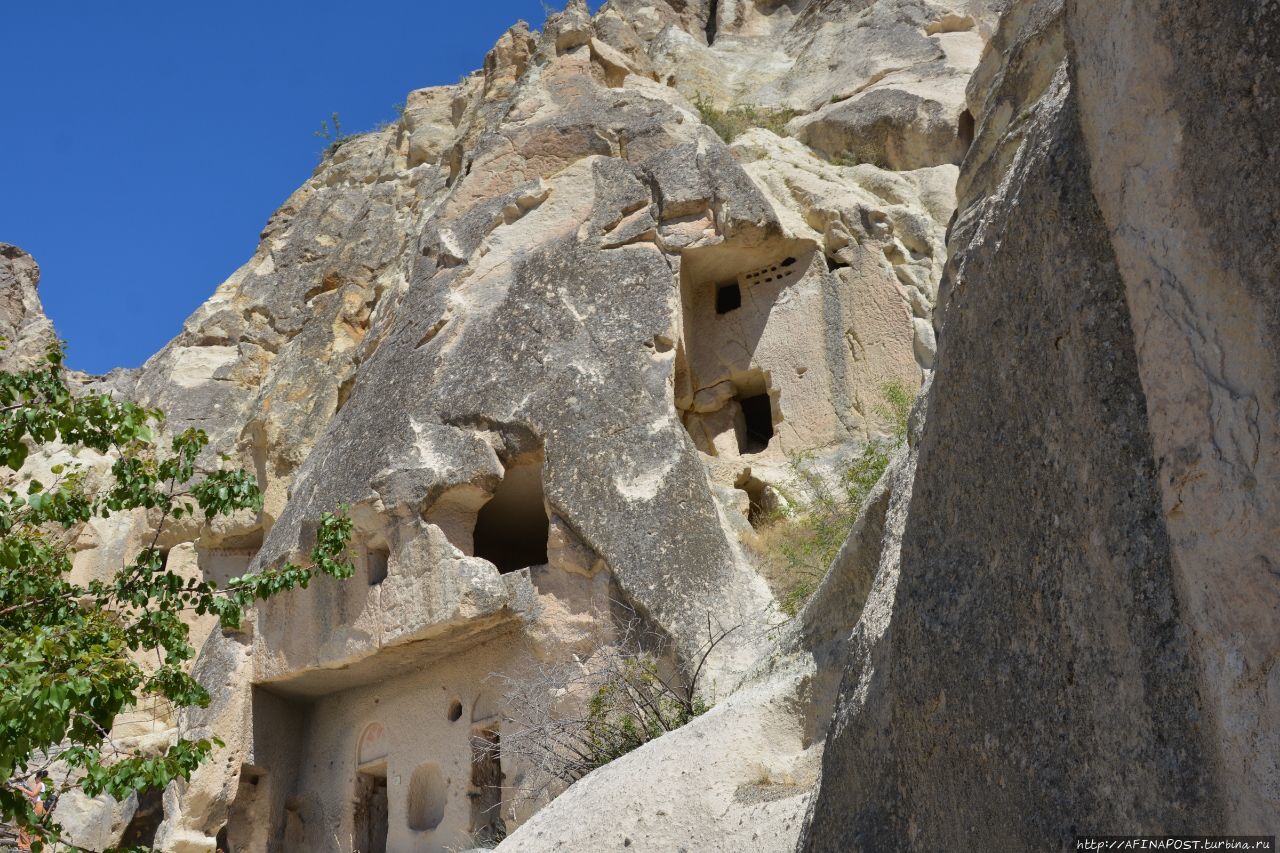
[750,382,913,615]
[483,608,736,810]
[694,93,800,142]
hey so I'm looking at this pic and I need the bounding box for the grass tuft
[694,93,801,143]
[750,381,914,616]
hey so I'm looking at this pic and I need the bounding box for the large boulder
[800,0,1279,848]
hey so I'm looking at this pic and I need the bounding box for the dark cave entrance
[119,788,164,849]
[737,393,775,454]
[957,109,976,157]
[715,281,741,313]
[473,455,550,573]
[366,546,389,586]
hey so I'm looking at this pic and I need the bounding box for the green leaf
[0,350,352,836]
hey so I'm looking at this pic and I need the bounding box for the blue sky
[2,1,593,374]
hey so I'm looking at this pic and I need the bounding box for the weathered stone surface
[1068,0,1280,829]
[496,653,822,853]
[20,0,1273,849]
[634,0,995,175]
[96,3,962,849]
[494,407,923,853]
[51,789,137,852]
[0,244,56,371]
[786,11,984,169]
[799,0,1279,848]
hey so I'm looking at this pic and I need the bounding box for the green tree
[0,344,353,851]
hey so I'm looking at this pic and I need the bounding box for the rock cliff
[800,0,1279,847]
[4,0,1275,850]
[0,245,57,372]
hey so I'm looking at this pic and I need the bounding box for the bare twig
[483,603,739,815]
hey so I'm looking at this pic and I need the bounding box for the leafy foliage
[0,344,353,851]
[752,381,914,616]
[693,93,800,143]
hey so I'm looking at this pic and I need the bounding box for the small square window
[715,282,741,314]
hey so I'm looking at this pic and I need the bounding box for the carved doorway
[353,765,388,853]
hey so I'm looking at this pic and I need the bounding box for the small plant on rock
[693,93,800,143]
[313,111,362,157]
[487,608,735,810]
[752,381,914,616]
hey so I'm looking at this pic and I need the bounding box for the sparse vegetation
[581,655,710,765]
[488,610,735,809]
[448,825,506,851]
[751,381,914,616]
[693,93,801,143]
[313,105,407,158]
[313,111,362,157]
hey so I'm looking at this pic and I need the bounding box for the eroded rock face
[1068,0,1280,829]
[0,244,57,371]
[17,2,963,851]
[19,0,1269,849]
[800,0,1279,848]
[498,398,926,853]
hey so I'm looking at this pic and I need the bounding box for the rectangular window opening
[715,282,742,314]
[367,548,389,586]
[738,394,775,454]
[354,767,388,853]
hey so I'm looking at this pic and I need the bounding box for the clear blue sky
[2,1,595,374]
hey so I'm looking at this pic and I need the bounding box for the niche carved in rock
[674,243,811,459]
[472,452,550,574]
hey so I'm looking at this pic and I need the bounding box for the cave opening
[353,765,389,853]
[715,281,741,314]
[473,455,550,573]
[957,109,976,157]
[676,243,807,457]
[737,393,775,454]
[367,547,389,586]
[119,788,164,849]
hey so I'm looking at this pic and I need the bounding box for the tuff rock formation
[0,245,57,372]
[4,0,1275,850]
[799,0,1279,848]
